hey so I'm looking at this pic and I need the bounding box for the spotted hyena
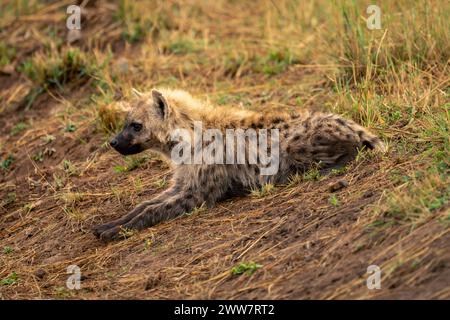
[93,88,385,241]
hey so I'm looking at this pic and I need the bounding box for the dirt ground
[0,0,449,299]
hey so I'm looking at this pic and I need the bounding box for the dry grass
[0,0,448,299]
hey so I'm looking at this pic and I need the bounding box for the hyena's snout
[109,131,144,155]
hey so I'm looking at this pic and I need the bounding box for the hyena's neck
[163,88,293,130]
[174,107,258,130]
[197,110,292,130]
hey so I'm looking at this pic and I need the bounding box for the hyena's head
[110,89,175,156]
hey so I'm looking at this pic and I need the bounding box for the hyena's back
[284,112,385,170]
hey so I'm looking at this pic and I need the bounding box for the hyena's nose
[110,139,118,148]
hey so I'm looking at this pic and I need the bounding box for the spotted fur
[93,88,385,241]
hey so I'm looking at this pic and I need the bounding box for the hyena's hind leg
[313,115,385,168]
[287,114,385,173]
[340,117,386,152]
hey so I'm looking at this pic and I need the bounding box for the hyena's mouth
[110,140,144,155]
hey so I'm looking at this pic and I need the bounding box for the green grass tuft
[231,262,262,276]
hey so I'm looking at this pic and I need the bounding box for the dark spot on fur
[186,187,194,194]
[283,123,289,129]
[363,139,376,150]
[304,117,312,129]
[273,117,283,124]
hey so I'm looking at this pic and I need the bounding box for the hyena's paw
[92,221,121,238]
[97,224,139,242]
[92,212,140,238]
[98,226,123,242]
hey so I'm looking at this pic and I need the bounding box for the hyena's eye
[131,122,143,132]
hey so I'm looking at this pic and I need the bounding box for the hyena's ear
[151,89,170,120]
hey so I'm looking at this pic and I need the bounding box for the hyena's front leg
[92,184,180,237]
[98,165,228,242]
[98,193,199,242]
